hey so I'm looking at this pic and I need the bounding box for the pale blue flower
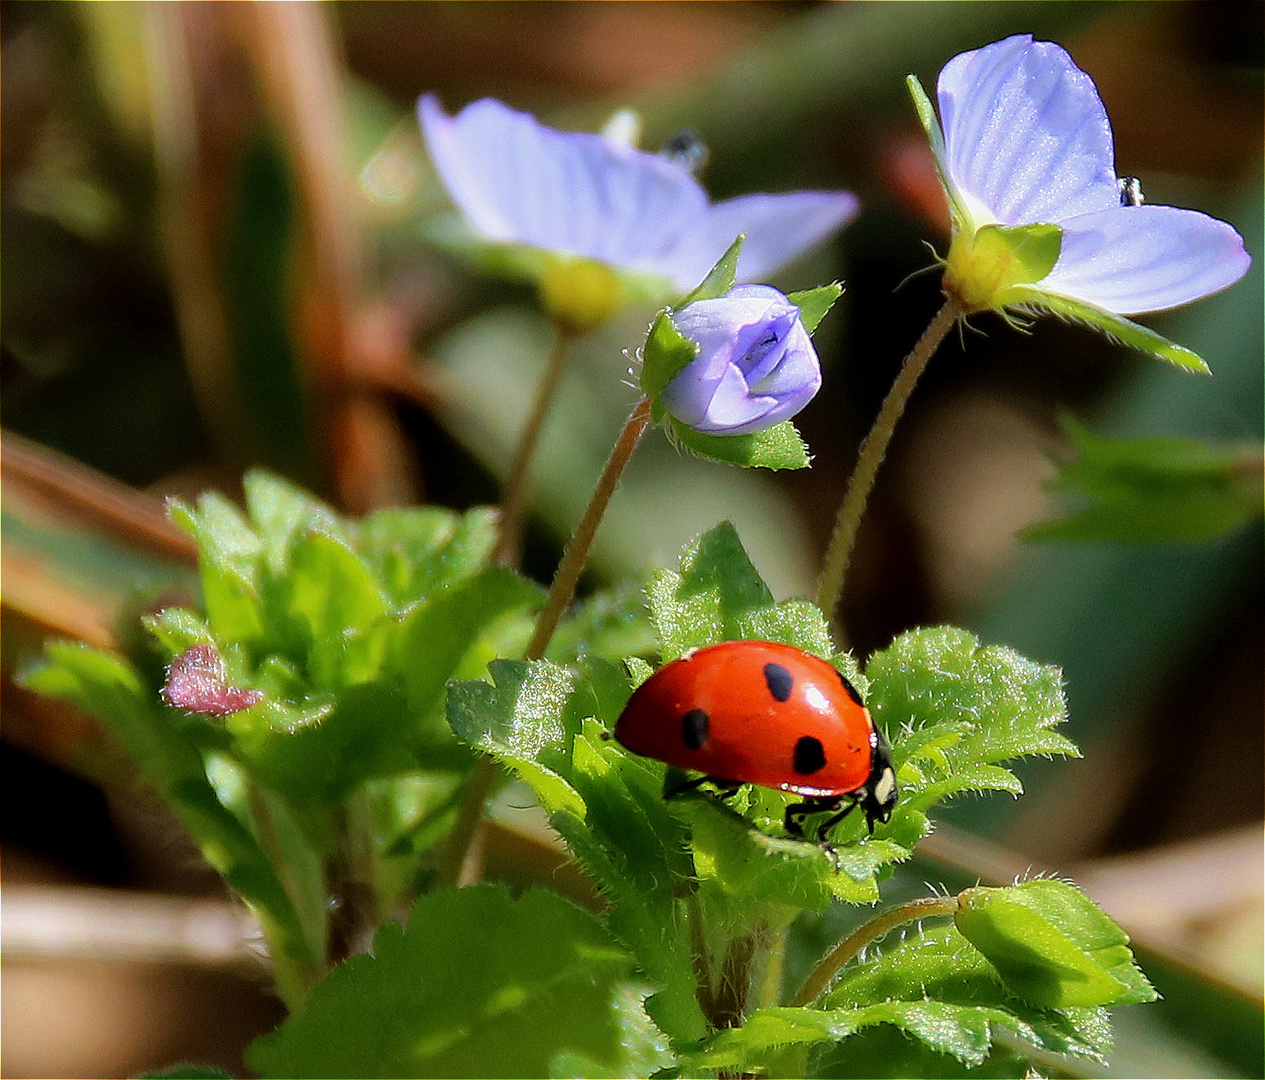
[418,95,858,300]
[916,35,1250,346]
[661,285,820,436]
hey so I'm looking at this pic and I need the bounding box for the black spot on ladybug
[763,662,795,702]
[835,670,864,708]
[792,735,827,775]
[681,708,709,750]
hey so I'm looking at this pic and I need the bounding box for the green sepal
[678,233,744,308]
[668,415,811,470]
[1005,287,1210,371]
[978,222,1063,282]
[955,879,1158,1009]
[906,73,972,234]
[639,307,699,401]
[786,282,843,334]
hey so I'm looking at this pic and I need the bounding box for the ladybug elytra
[614,640,897,843]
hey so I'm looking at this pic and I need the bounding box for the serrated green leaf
[20,642,318,965]
[683,796,884,909]
[639,308,700,401]
[1006,287,1210,371]
[285,530,389,687]
[680,918,1115,1076]
[1025,419,1264,544]
[543,582,657,663]
[242,469,343,575]
[356,505,499,606]
[668,415,811,470]
[393,568,542,716]
[144,607,214,658]
[956,879,1157,1008]
[646,522,775,658]
[242,682,423,806]
[449,658,586,817]
[170,491,267,643]
[448,660,707,1043]
[246,885,634,1079]
[678,234,744,308]
[548,981,674,1079]
[865,626,1077,818]
[736,598,838,660]
[786,283,842,335]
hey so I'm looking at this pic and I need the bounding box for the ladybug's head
[861,727,899,833]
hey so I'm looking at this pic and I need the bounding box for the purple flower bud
[661,285,821,436]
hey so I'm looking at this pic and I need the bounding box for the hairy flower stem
[524,394,652,660]
[439,396,653,889]
[791,895,960,1007]
[493,326,578,568]
[815,299,960,633]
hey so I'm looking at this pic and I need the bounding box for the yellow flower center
[942,223,1062,314]
[538,255,626,334]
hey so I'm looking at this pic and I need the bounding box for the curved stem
[815,299,960,629]
[524,395,652,660]
[790,895,959,1007]
[434,752,499,891]
[493,326,578,568]
[439,395,653,888]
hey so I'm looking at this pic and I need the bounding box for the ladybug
[614,641,897,843]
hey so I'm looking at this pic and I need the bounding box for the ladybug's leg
[783,794,844,838]
[665,773,742,800]
[814,796,862,843]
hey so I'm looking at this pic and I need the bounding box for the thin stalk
[790,895,959,1007]
[524,395,652,660]
[815,299,960,627]
[493,326,579,568]
[434,752,499,890]
[439,395,653,888]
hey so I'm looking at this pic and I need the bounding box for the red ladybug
[614,640,897,842]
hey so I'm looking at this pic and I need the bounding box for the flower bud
[660,285,821,436]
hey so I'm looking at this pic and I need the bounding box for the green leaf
[678,234,744,308]
[1024,419,1264,544]
[20,643,319,965]
[356,505,499,606]
[1006,287,1210,371]
[285,530,389,687]
[639,307,700,401]
[448,659,708,1044]
[646,521,775,658]
[449,658,588,818]
[542,582,657,663]
[392,568,543,717]
[786,283,843,335]
[668,415,812,470]
[865,626,1078,818]
[242,469,343,575]
[548,982,674,1079]
[246,886,634,1079]
[169,492,266,643]
[955,879,1157,1008]
[242,682,420,805]
[684,920,1113,1075]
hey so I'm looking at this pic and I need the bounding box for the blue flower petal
[419,95,708,270]
[1038,205,1252,315]
[938,34,1118,227]
[673,192,860,288]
